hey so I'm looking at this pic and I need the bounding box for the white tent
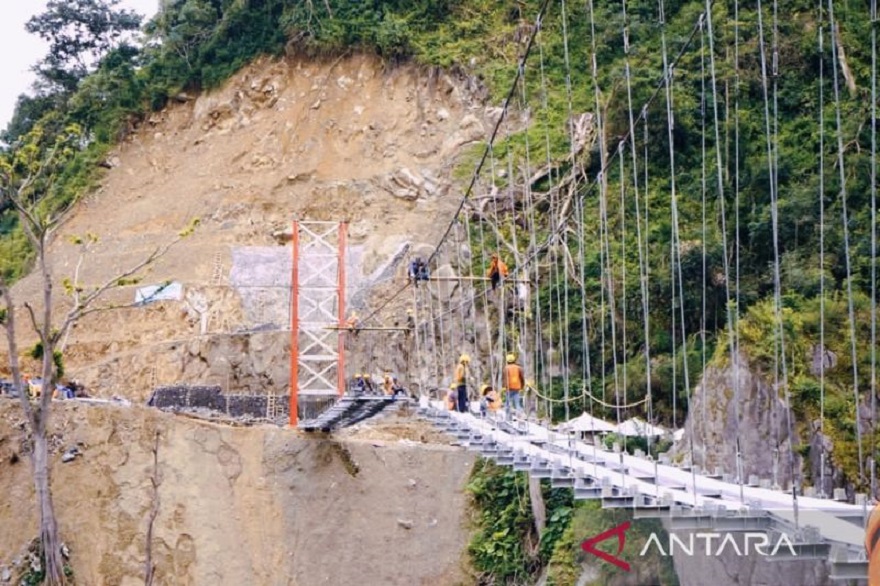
[672,428,685,442]
[616,417,667,437]
[558,412,617,434]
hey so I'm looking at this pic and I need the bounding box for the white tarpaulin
[135,282,183,304]
[616,417,668,437]
[558,412,617,434]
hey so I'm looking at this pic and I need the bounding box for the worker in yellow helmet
[346,312,360,336]
[446,382,457,411]
[352,373,365,395]
[452,354,471,413]
[503,353,525,416]
[363,373,376,395]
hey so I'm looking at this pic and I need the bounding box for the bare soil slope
[0,401,475,585]
[3,54,487,399]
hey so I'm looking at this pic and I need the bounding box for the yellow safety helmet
[364,373,371,379]
[354,373,362,378]
[480,384,491,394]
[459,354,471,364]
[506,353,516,363]
[449,382,457,390]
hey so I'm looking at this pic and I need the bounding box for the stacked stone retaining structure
[147,385,289,421]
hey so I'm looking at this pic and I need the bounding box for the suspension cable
[827,0,865,489]
[661,0,698,499]
[757,0,799,517]
[705,0,746,500]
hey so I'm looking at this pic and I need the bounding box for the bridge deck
[421,404,869,578]
[298,395,407,432]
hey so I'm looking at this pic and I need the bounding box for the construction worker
[453,354,471,413]
[408,257,430,285]
[405,308,415,333]
[446,383,457,411]
[486,252,509,290]
[352,373,366,395]
[503,353,525,415]
[382,372,394,396]
[346,311,360,337]
[391,376,407,397]
[479,384,501,416]
[363,373,376,395]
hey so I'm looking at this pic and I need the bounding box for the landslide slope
[4,54,488,400]
[0,401,475,585]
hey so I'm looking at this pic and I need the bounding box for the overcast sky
[0,0,159,132]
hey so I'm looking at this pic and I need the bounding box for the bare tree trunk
[528,476,546,537]
[1,281,65,584]
[834,23,857,96]
[33,426,65,585]
[33,237,67,586]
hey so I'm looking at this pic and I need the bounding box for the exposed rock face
[1,54,497,400]
[0,402,475,585]
[675,355,846,586]
[680,352,800,488]
[669,527,832,586]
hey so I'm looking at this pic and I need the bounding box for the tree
[0,94,60,148]
[146,0,219,70]
[26,0,143,93]
[0,123,195,585]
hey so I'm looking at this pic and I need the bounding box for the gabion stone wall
[147,385,289,420]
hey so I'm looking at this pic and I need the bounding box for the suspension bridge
[286,0,880,579]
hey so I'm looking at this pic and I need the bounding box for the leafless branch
[58,236,185,340]
[23,302,41,339]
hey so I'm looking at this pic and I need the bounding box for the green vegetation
[466,459,677,585]
[2,0,879,556]
[466,459,571,583]
[725,293,880,486]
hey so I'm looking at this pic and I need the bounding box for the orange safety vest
[487,258,509,278]
[504,364,524,391]
[867,504,880,586]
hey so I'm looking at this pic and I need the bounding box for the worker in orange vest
[867,502,880,585]
[503,353,525,415]
[487,253,509,290]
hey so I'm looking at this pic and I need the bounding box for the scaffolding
[289,221,348,425]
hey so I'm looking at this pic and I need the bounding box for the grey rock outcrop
[679,351,800,488]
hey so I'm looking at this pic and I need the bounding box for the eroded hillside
[4,54,488,399]
[0,401,475,584]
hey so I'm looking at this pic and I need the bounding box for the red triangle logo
[580,520,632,571]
